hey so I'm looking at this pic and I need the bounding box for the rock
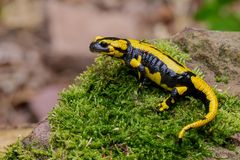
[92,0,125,10]
[172,27,240,96]
[45,0,155,72]
[0,41,50,94]
[0,38,51,126]
[1,0,45,30]
[0,42,27,94]
[22,118,50,148]
[171,0,198,33]
[29,84,67,121]
[46,1,140,51]
[209,147,240,160]
[231,133,240,146]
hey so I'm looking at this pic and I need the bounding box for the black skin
[122,46,208,104]
[89,40,209,107]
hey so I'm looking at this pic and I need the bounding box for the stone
[231,133,240,146]
[29,84,66,121]
[46,0,149,72]
[1,0,45,30]
[172,27,240,96]
[47,1,141,54]
[22,118,50,148]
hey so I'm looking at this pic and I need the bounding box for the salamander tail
[178,76,218,139]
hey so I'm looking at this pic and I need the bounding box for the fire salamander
[89,36,218,142]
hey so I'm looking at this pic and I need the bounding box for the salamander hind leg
[158,86,188,111]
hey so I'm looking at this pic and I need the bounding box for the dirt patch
[0,126,33,152]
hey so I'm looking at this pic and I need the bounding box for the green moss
[2,140,51,159]
[2,40,240,159]
[215,75,229,84]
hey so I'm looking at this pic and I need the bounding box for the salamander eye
[100,42,108,48]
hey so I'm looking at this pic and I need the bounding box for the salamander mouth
[89,42,109,53]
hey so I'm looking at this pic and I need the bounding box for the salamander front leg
[128,58,146,94]
[137,70,147,94]
[158,86,188,111]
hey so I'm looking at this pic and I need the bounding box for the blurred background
[0,0,239,150]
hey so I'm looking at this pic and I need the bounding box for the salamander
[89,36,218,142]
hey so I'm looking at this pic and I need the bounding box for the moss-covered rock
[2,39,240,159]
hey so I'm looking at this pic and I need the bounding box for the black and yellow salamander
[89,36,218,142]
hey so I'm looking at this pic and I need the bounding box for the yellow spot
[114,51,124,58]
[109,46,114,52]
[191,76,206,92]
[159,100,169,111]
[160,84,172,91]
[130,59,140,68]
[137,55,142,62]
[171,99,175,103]
[176,86,187,95]
[145,68,161,86]
[95,36,103,40]
[111,40,127,50]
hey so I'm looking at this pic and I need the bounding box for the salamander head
[89,36,130,58]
